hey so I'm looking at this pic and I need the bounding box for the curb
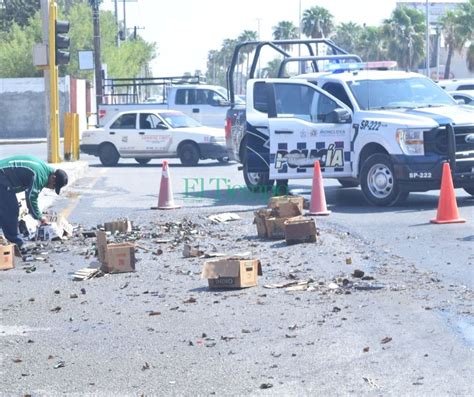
[0,139,48,145]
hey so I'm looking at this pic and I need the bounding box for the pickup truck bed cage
[102,75,207,104]
[226,39,354,104]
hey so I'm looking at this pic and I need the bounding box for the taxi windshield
[348,77,457,110]
[161,113,202,128]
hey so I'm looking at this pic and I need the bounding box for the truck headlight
[396,128,425,155]
[210,136,225,143]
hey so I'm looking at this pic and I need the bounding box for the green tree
[358,25,386,61]
[237,30,257,93]
[272,20,298,51]
[468,44,474,72]
[0,2,155,79]
[382,6,425,71]
[441,0,473,78]
[301,6,334,38]
[0,12,42,77]
[332,22,362,54]
[0,0,40,32]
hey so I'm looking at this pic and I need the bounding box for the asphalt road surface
[0,143,473,395]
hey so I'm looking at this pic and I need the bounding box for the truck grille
[424,125,474,158]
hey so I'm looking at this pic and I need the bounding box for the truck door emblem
[274,144,344,169]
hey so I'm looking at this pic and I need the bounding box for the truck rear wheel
[243,164,274,193]
[99,143,120,167]
[360,153,408,206]
[179,143,200,166]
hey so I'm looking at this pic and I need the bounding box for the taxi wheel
[243,163,274,193]
[217,157,229,164]
[360,153,408,206]
[135,158,151,165]
[99,143,119,167]
[179,143,200,166]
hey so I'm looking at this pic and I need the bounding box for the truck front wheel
[464,187,474,196]
[99,143,120,167]
[360,153,408,206]
[243,164,274,193]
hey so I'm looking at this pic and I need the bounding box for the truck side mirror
[327,108,352,124]
[217,99,230,106]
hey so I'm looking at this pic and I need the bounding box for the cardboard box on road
[284,217,317,245]
[201,257,262,289]
[268,196,304,218]
[96,231,135,273]
[254,208,273,238]
[0,244,15,271]
[104,219,132,234]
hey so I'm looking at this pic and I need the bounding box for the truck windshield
[161,112,202,128]
[348,77,457,110]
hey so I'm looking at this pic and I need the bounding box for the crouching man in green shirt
[0,155,68,250]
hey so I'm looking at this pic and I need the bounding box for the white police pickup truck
[225,39,474,206]
[81,109,228,166]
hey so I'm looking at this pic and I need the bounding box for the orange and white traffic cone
[430,162,465,224]
[307,160,331,216]
[151,160,181,210]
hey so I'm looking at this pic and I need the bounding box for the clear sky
[102,0,465,76]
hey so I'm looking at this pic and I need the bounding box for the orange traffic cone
[430,162,465,224]
[151,160,181,210]
[308,160,331,216]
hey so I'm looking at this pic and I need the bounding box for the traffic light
[55,20,70,65]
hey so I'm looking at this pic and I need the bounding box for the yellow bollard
[64,112,72,161]
[73,113,80,160]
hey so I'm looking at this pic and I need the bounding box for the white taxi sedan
[80,109,229,166]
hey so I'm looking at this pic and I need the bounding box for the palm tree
[262,58,283,78]
[333,22,362,54]
[272,20,298,51]
[441,0,473,78]
[301,6,334,39]
[468,44,474,72]
[237,30,257,94]
[382,6,425,71]
[358,25,387,61]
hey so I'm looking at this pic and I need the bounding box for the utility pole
[123,0,127,41]
[425,0,430,77]
[114,0,119,47]
[40,0,53,162]
[91,0,103,119]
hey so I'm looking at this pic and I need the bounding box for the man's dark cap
[54,169,68,194]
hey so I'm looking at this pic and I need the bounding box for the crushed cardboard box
[201,257,262,289]
[208,213,241,224]
[104,219,133,234]
[72,268,103,281]
[268,196,304,218]
[254,196,305,239]
[96,231,136,274]
[0,244,15,271]
[284,217,317,245]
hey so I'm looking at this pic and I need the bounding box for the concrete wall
[0,77,88,139]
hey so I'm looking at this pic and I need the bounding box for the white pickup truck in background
[98,83,244,129]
